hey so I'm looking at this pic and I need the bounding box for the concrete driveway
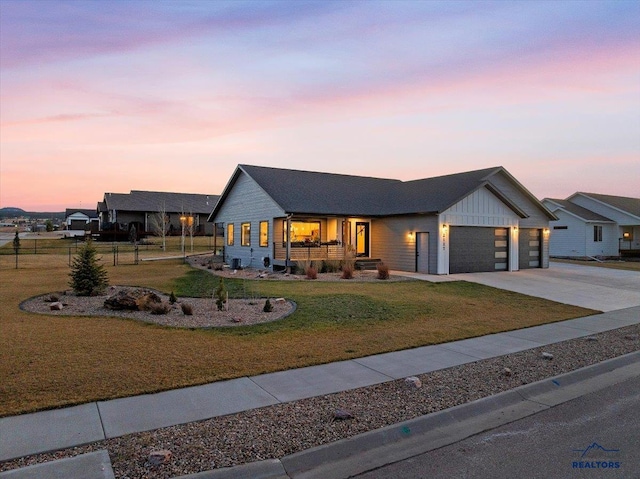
[449,261,640,312]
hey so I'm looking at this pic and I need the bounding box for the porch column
[213,223,217,255]
[285,215,292,272]
[509,226,519,272]
[437,219,449,275]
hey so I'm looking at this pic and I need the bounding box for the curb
[175,351,640,479]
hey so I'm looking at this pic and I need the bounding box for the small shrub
[305,265,318,280]
[322,260,341,273]
[169,291,177,304]
[341,264,354,280]
[210,256,224,271]
[263,299,273,312]
[181,303,193,315]
[214,278,227,311]
[295,259,312,275]
[135,293,162,311]
[340,246,356,280]
[149,302,171,315]
[376,262,390,280]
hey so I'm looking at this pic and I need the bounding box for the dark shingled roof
[544,199,614,222]
[238,165,401,216]
[103,191,218,214]
[211,164,544,219]
[575,193,640,219]
[65,208,98,218]
[381,167,508,215]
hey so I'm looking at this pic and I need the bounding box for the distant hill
[0,207,25,215]
[0,207,65,220]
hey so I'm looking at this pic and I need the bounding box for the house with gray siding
[98,190,219,239]
[543,193,640,258]
[209,165,556,274]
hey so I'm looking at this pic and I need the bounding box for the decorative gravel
[1,324,638,478]
[19,286,295,328]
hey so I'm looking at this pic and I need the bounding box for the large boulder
[104,288,162,311]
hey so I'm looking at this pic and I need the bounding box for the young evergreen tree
[69,239,109,296]
[12,229,20,269]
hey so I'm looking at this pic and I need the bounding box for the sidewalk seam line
[246,377,284,405]
[95,401,108,441]
[349,360,396,380]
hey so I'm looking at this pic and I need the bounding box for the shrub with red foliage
[376,262,389,280]
[341,264,354,279]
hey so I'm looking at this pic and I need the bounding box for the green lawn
[0,253,597,417]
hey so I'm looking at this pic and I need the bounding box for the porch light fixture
[442,224,448,231]
[408,231,414,238]
[543,228,550,236]
[623,232,631,239]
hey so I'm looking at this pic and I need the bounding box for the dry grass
[1,233,217,264]
[0,253,597,417]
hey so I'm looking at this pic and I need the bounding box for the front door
[355,222,370,257]
[416,232,429,273]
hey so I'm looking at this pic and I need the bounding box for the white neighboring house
[543,193,640,258]
[64,208,99,233]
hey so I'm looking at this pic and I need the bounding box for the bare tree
[150,201,170,251]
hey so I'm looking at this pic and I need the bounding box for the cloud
[0,0,346,69]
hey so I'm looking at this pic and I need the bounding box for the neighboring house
[64,208,100,232]
[208,165,556,274]
[543,193,640,258]
[98,190,219,239]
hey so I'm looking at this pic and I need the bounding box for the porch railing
[273,243,345,261]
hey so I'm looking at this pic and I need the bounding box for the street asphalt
[354,366,640,479]
[1,261,639,478]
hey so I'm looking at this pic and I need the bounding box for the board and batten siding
[372,216,439,273]
[440,187,520,227]
[214,172,285,268]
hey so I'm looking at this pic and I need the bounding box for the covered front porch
[271,215,372,267]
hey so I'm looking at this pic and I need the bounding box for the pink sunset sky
[1,0,639,211]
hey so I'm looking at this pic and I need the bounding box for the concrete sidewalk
[2,306,639,468]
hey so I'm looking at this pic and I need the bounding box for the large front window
[283,220,321,246]
[241,223,251,246]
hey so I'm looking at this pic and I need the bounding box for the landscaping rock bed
[186,256,410,282]
[19,286,295,328]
